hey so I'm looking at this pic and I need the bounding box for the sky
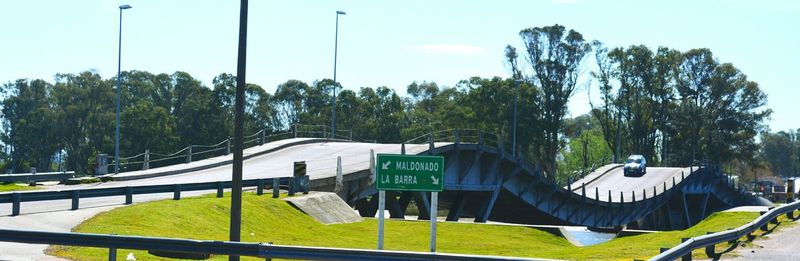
[1,0,798,132]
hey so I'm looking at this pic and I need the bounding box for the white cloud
[404,44,486,55]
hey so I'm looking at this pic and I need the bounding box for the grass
[0,182,41,192]
[48,193,781,261]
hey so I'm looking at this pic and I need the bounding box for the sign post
[375,154,444,252]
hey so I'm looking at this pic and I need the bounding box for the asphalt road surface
[721,221,800,261]
[572,166,692,202]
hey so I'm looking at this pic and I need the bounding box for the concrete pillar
[369,150,376,185]
[335,156,343,193]
[143,149,150,170]
[260,129,266,145]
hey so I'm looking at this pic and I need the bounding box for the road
[571,166,692,202]
[721,221,800,260]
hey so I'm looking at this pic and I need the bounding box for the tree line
[1,24,786,183]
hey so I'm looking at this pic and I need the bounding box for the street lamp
[512,79,523,157]
[115,4,132,174]
[331,10,345,139]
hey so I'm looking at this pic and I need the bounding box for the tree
[672,49,770,165]
[761,130,798,177]
[513,24,591,180]
[51,72,115,175]
[273,80,309,128]
[120,101,178,163]
[1,79,59,172]
[245,83,280,133]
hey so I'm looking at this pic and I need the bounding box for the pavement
[719,219,800,260]
[569,165,693,202]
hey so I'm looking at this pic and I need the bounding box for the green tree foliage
[0,25,778,179]
[511,24,592,180]
[273,79,309,127]
[761,130,799,177]
[558,115,613,183]
[1,79,59,172]
[51,72,115,175]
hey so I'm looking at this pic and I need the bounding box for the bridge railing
[0,228,537,261]
[649,200,800,261]
[404,129,507,151]
[114,124,365,173]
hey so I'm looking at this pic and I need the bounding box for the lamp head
[336,11,346,15]
[119,4,132,10]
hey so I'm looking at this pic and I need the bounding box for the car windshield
[627,158,642,164]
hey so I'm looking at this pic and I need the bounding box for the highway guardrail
[0,171,74,183]
[0,228,542,261]
[0,177,301,216]
[648,199,800,260]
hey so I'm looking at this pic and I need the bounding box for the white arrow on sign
[431,175,439,185]
[382,161,391,170]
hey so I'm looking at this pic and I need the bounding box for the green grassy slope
[49,193,769,261]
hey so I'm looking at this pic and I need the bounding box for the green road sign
[376,154,444,192]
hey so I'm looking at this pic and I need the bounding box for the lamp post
[230,1,249,260]
[512,79,522,157]
[115,4,132,174]
[331,10,345,139]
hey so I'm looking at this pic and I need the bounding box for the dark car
[623,155,647,176]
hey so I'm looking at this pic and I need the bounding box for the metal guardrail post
[349,130,353,141]
[143,149,150,170]
[217,182,224,198]
[759,213,769,229]
[109,247,117,261]
[272,178,280,198]
[226,138,231,155]
[173,184,181,200]
[257,179,264,196]
[186,146,192,163]
[680,238,692,261]
[303,176,310,194]
[288,177,295,196]
[71,190,80,210]
[125,187,133,205]
[12,193,21,216]
[704,232,716,258]
[294,124,297,138]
